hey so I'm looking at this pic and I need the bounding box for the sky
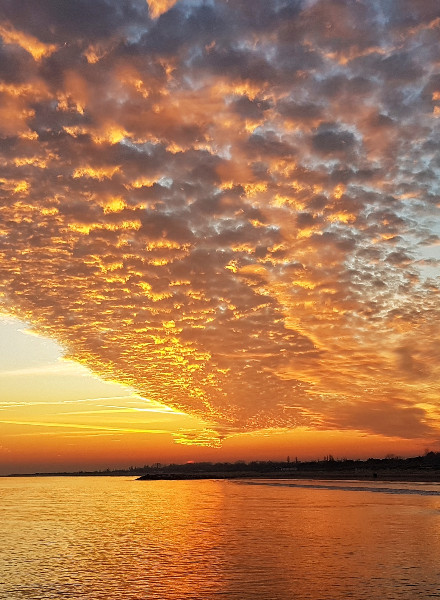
[0,0,440,474]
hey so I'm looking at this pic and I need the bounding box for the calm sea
[1,477,440,599]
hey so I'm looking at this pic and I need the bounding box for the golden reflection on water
[1,477,440,599]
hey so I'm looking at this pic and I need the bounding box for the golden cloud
[1,0,440,445]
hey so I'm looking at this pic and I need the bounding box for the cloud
[311,124,358,156]
[0,0,440,444]
[0,420,172,435]
[147,0,181,19]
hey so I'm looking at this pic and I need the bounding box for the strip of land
[136,469,440,482]
[6,452,440,482]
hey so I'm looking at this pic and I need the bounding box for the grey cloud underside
[0,0,440,442]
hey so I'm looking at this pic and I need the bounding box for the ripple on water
[1,477,440,599]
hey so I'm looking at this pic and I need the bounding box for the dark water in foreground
[1,477,440,599]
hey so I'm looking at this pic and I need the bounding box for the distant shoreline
[5,452,440,481]
[5,469,440,483]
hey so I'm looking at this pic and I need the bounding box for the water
[1,477,440,599]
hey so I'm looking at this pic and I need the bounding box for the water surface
[1,477,440,599]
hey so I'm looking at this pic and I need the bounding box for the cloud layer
[1,0,440,444]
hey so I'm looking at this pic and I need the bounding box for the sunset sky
[1,0,440,474]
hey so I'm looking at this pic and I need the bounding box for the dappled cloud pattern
[1,0,440,444]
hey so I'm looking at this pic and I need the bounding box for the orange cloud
[148,0,180,19]
[1,0,440,450]
[0,22,56,61]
